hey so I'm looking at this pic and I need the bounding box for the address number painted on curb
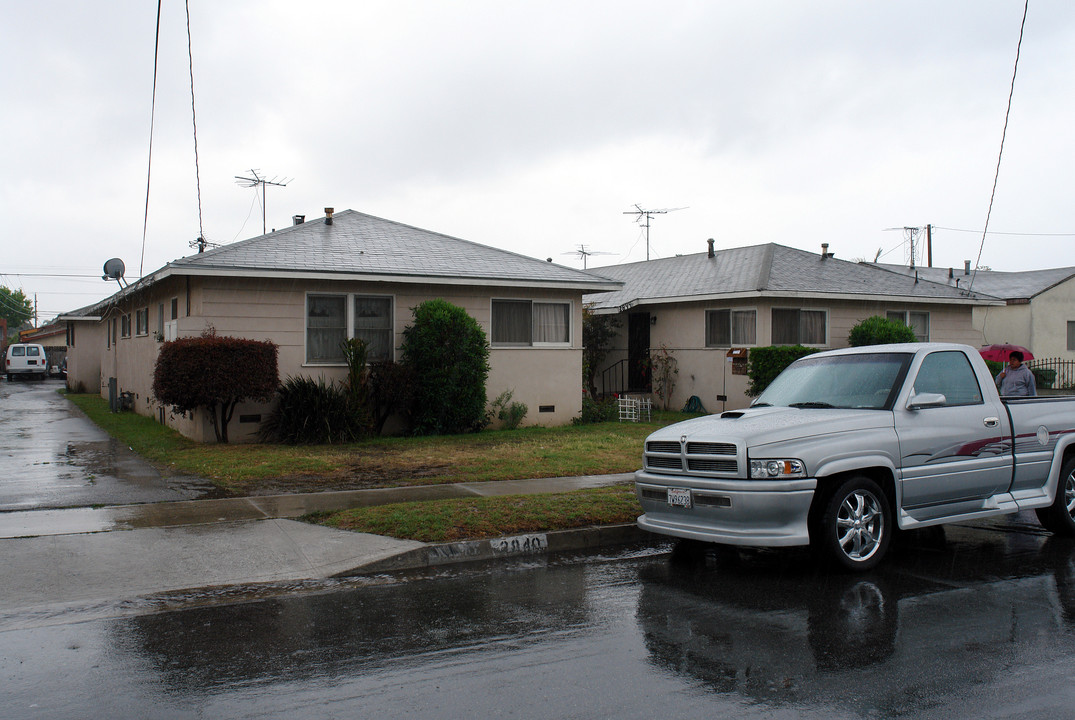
[493,534,548,555]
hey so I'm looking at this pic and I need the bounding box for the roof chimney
[324,208,334,225]
[964,260,971,275]
[707,238,715,258]
[821,242,833,260]
[293,214,305,226]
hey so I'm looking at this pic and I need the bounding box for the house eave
[589,289,1004,313]
[159,265,622,293]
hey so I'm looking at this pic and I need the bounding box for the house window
[135,308,149,336]
[705,309,757,347]
[170,297,179,320]
[67,322,75,347]
[158,304,165,337]
[354,295,393,362]
[120,314,132,339]
[492,300,570,346]
[1068,321,1075,352]
[306,293,395,364]
[887,310,930,342]
[772,308,826,345]
[306,295,347,363]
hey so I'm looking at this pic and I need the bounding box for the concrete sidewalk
[0,474,644,617]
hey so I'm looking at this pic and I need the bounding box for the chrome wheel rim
[836,489,885,562]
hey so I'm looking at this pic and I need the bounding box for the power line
[971,0,1028,293]
[139,0,163,278]
[186,0,205,255]
[933,225,1075,237]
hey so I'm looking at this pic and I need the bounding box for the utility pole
[623,204,686,261]
[925,223,933,267]
[235,169,290,235]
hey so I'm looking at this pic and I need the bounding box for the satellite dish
[102,258,128,287]
[103,258,125,280]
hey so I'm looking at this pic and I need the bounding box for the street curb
[339,523,653,576]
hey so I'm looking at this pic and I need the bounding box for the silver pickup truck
[635,343,1075,570]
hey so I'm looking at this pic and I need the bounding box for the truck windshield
[753,352,914,410]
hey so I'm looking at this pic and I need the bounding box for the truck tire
[1036,456,1075,536]
[813,476,892,571]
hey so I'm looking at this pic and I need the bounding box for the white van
[5,343,48,381]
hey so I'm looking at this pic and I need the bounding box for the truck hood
[647,406,894,448]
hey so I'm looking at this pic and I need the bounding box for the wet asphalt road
[5,519,1075,719]
[0,378,218,510]
[6,376,1075,717]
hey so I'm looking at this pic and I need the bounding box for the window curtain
[909,311,929,342]
[533,303,569,343]
[800,310,826,344]
[354,296,392,361]
[307,295,346,362]
[732,310,756,345]
[493,300,532,345]
[707,309,730,346]
[772,309,798,344]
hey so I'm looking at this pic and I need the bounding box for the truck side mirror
[907,392,946,410]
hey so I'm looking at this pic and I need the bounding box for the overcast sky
[3,1,1073,324]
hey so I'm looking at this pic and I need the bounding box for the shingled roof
[585,243,1001,311]
[871,262,1075,302]
[166,209,619,291]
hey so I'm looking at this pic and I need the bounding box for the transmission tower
[623,204,686,260]
[235,169,290,235]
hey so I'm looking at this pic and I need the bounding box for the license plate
[667,488,692,508]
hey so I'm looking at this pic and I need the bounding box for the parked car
[634,342,1075,570]
[5,343,49,381]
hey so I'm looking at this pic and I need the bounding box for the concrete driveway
[0,378,220,511]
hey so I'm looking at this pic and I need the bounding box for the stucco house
[584,241,1002,413]
[871,261,1075,361]
[61,209,620,442]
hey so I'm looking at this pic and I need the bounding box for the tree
[0,286,34,333]
[848,315,917,347]
[152,334,279,443]
[582,304,622,398]
[400,299,490,435]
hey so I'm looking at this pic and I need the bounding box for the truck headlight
[749,459,806,479]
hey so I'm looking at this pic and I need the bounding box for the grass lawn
[64,391,699,494]
[311,485,642,542]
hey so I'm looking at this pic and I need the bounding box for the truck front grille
[687,458,738,472]
[647,456,684,471]
[643,438,741,477]
[686,442,736,455]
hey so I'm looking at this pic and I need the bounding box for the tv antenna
[235,169,290,235]
[623,204,687,260]
[562,244,613,269]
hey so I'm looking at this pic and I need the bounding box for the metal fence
[1027,358,1075,391]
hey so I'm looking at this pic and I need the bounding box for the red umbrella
[978,343,1034,362]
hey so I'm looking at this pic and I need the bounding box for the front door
[628,313,651,391]
[896,350,1013,508]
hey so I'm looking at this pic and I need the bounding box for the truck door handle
[984,417,999,428]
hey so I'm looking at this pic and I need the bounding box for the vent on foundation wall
[539,405,555,413]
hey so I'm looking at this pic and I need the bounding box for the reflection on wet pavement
[6,535,1075,719]
[0,379,220,510]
